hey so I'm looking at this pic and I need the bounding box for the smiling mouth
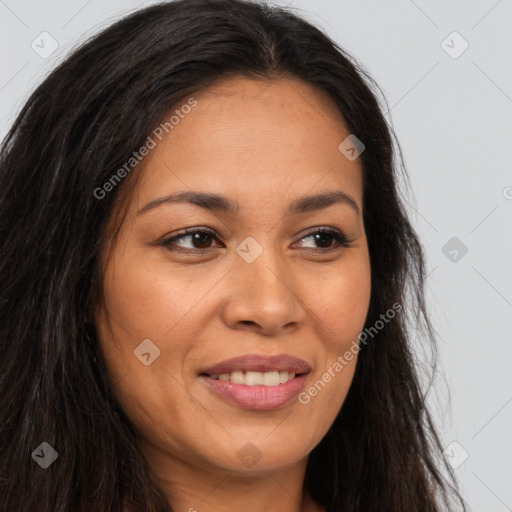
[201,370,304,386]
[199,370,310,410]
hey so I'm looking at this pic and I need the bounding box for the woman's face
[95,76,371,479]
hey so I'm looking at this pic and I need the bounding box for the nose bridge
[239,245,288,298]
[221,234,305,333]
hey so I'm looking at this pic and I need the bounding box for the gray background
[1,0,511,510]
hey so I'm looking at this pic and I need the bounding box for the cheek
[94,254,183,390]
[312,256,372,349]
[298,256,370,428]
[99,251,205,343]
[95,258,199,443]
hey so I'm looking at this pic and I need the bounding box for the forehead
[130,76,363,213]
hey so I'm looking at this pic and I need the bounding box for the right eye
[159,228,224,252]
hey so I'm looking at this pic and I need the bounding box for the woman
[0,0,467,510]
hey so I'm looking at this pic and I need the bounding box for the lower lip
[200,374,309,410]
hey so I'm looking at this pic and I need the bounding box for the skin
[95,76,371,512]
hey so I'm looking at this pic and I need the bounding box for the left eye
[160,227,353,252]
[295,228,352,250]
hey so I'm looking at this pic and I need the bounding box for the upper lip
[199,354,312,376]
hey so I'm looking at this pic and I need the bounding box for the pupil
[315,232,332,248]
[193,233,212,248]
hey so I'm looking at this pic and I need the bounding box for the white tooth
[279,371,289,384]
[230,371,245,384]
[245,371,263,386]
[263,371,280,386]
[225,370,297,385]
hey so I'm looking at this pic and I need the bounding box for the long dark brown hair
[0,1,467,510]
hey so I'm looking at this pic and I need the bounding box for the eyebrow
[137,190,360,216]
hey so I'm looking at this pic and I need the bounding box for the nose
[221,249,307,336]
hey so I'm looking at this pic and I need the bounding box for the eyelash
[159,226,354,253]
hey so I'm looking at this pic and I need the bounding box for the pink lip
[200,373,309,410]
[198,354,311,410]
[199,353,311,376]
